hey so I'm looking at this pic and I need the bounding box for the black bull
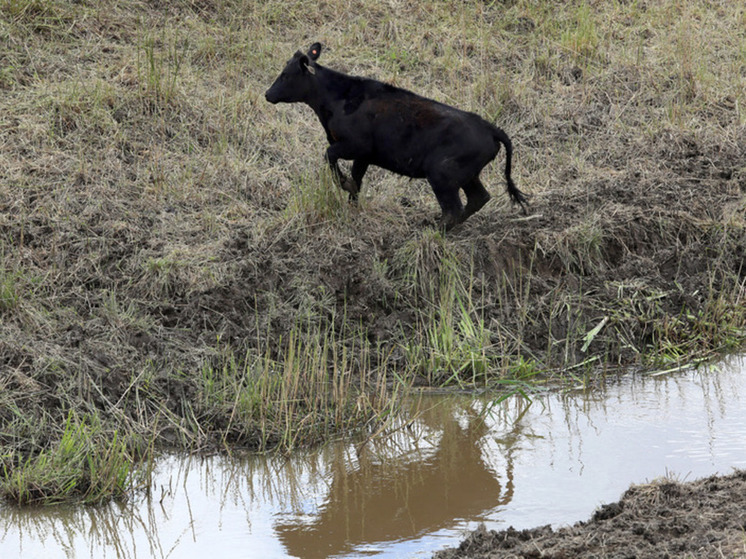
[265,43,528,230]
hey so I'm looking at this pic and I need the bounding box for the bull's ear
[308,42,322,60]
[298,54,316,75]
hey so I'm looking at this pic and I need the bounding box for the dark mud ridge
[435,470,746,559]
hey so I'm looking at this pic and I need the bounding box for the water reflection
[276,398,520,558]
[2,498,162,559]
[2,360,746,559]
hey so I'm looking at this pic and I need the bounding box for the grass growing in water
[198,320,404,452]
[1,411,150,506]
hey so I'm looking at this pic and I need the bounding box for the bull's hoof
[438,213,461,232]
[340,177,359,197]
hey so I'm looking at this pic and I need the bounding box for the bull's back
[363,92,493,176]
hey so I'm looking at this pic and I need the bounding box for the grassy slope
[1,0,745,500]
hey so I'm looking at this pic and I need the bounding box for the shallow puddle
[2,358,746,558]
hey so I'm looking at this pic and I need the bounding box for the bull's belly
[370,153,427,179]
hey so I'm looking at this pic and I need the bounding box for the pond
[2,357,746,558]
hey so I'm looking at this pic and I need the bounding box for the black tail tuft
[493,126,529,213]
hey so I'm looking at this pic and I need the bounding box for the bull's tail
[492,126,528,212]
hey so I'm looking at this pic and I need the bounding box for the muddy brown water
[2,359,746,559]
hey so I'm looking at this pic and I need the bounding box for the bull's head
[265,43,322,104]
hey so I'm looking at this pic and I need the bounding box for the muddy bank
[188,122,746,380]
[435,470,746,559]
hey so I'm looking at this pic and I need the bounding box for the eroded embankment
[435,470,746,559]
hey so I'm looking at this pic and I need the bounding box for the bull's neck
[305,66,343,126]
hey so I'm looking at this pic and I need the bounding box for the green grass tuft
[1,411,150,506]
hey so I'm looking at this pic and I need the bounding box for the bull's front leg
[349,159,369,202]
[325,145,359,201]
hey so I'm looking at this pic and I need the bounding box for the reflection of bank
[275,398,518,559]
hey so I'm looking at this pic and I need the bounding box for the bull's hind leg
[461,178,491,223]
[427,176,464,231]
